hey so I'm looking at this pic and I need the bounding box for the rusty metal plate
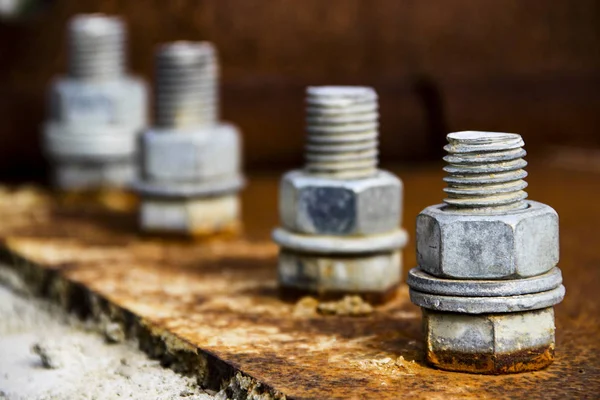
[0,166,598,399]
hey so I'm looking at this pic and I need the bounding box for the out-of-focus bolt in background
[272,86,408,304]
[407,131,565,374]
[135,42,244,237]
[41,14,148,191]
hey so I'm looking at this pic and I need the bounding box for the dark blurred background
[0,0,599,183]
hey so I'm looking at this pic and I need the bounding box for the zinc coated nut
[135,42,243,236]
[417,201,559,279]
[272,86,407,303]
[423,308,557,374]
[140,124,241,183]
[279,170,402,236]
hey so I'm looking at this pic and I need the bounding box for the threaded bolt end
[443,131,528,213]
[154,41,218,129]
[68,14,126,80]
[304,86,379,179]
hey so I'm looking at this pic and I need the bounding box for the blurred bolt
[134,42,243,237]
[272,86,408,304]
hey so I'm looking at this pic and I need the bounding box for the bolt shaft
[443,131,528,213]
[68,14,126,80]
[155,42,218,129]
[304,86,379,179]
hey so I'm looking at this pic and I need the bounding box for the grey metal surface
[279,170,402,236]
[272,227,408,255]
[278,250,401,293]
[417,200,559,279]
[407,267,562,297]
[68,14,125,80]
[305,86,378,179]
[409,285,565,314]
[155,42,218,129]
[443,131,528,213]
[424,307,555,356]
[43,14,149,191]
[140,124,241,183]
[43,119,139,161]
[133,176,244,199]
[52,160,137,190]
[140,195,239,235]
[47,78,147,128]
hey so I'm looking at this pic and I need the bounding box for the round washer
[407,267,562,297]
[133,176,245,198]
[409,285,565,314]
[272,227,408,255]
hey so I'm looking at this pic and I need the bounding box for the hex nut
[278,249,401,303]
[423,307,556,374]
[52,159,137,190]
[141,123,241,182]
[140,194,240,236]
[49,77,147,128]
[43,123,140,161]
[279,170,402,236]
[417,201,559,279]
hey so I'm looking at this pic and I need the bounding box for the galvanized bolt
[154,41,218,129]
[272,86,408,304]
[42,14,148,190]
[134,42,244,237]
[68,14,126,80]
[407,131,565,374]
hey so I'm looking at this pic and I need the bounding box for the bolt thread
[304,86,379,179]
[155,41,218,129]
[68,14,126,80]
[443,131,528,213]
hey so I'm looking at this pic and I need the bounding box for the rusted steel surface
[0,165,598,398]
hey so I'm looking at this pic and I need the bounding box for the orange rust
[279,282,400,305]
[139,220,242,242]
[57,188,138,212]
[0,166,599,398]
[427,344,555,375]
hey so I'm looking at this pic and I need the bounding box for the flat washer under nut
[407,267,562,297]
[410,284,565,314]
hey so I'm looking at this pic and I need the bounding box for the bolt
[443,131,528,213]
[155,42,218,129]
[407,131,565,374]
[304,86,378,179]
[272,86,408,304]
[135,42,244,237]
[68,14,126,81]
[42,13,148,191]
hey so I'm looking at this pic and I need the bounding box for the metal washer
[409,285,565,314]
[407,267,563,297]
[272,227,408,255]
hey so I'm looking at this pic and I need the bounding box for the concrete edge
[0,244,287,400]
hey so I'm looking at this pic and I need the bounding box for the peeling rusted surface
[0,166,598,398]
[427,345,555,375]
[279,282,400,305]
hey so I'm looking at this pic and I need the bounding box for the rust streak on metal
[0,166,598,398]
[427,345,555,375]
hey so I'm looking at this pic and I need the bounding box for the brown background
[1,0,599,182]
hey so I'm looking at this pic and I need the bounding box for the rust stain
[0,166,598,398]
[57,188,139,212]
[279,282,400,305]
[427,345,554,375]
[140,221,242,241]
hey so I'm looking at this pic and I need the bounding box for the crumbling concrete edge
[0,244,287,400]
